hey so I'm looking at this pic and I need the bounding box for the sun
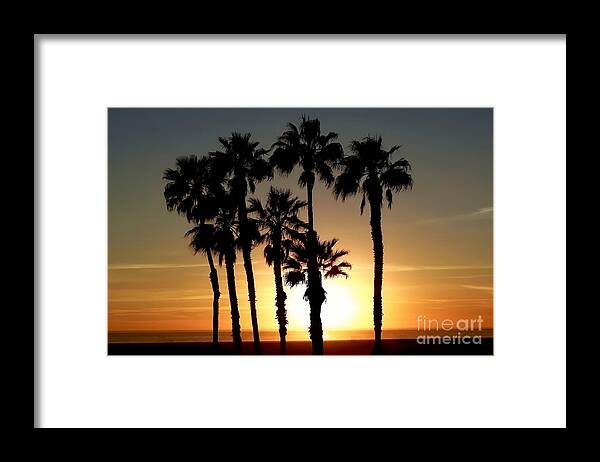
[287,278,360,333]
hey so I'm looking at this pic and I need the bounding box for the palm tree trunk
[369,197,384,353]
[273,256,288,354]
[206,250,220,349]
[305,179,325,355]
[224,251,242,353]
[238,202,261,353]
[306,180,315,231]
[308,292,325,354]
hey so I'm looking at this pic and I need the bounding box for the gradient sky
[108,108,493,335]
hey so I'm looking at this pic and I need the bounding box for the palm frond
[251,187,308,267]
[163,154,221,223]
[360,193,366,215]
[270,145,299,174]
[380,165,413,192]
[329,249,350,263]
[247,197,265,217]
[318,142,344,164]
[283,257,303,271]
[298,170,315,188]
[185,223,216,255]
[318,132,339,144]
[284,270,306,288]
[249,158,273,182]
[263,244,275,266]
[315,162,335,187]
[388,145,402,156]
[385,189,393,208]
[339,136,413,214]
[273,116,343,189]
[334,171,360,200]
[324,266,350,279]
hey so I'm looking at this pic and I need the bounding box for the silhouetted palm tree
[271,116,344,354]
[334,136,413,353]
[163,155,222,348]
[284,234,352,354]
[188,194,245,353]
[210,133,272,353]
[248,187,307,354]
[183,222,220,345]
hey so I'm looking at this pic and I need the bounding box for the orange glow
[108,108,493,338]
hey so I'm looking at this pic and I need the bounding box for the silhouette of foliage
[284,235,352,298]
[249,187,307,353]
[248,188,307,265]
[209,132,272,353]
[163,155,224,348]
[271,116,343,192]
[271,116,344,354]
[334,135,413,353]
[334,136,413,211]
[163,155,223,223]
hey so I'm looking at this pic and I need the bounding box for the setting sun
[286,279,361,333]
[321,280,361,332]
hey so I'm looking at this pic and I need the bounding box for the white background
[36,35,566,428]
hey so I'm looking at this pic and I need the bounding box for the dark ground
[108,337,493,355]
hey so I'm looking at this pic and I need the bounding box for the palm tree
[284,234,352,354]
[188,194,244,353]
[334,136,413,353]
[248,187,307,354]
[163,155,222,348]
[271,116,344,354]
[210,133,272,353]
[183,222,220,346]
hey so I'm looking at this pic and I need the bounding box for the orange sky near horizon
[108,108,493,336]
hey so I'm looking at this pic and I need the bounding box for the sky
[108,108,493,336]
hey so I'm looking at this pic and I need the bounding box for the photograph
[36,34,566,429]
[108,108,493,355]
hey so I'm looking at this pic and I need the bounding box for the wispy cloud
[462,284,494,292]
[353,264,492,272]
[111,262,492,277]
[411,298,490,304]
[109,262,274,273]
[109,295,214,303]
[109,263,208,270]
[417,206,493,225]
[436,274,492,280]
